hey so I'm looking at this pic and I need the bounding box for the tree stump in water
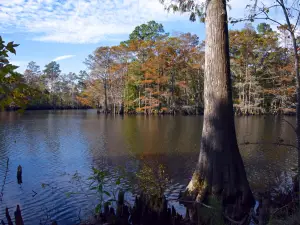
[14,205,24,225]
[119,104,124,115]
[2,206,24,225]
[5,208,13,225]
[17,165,22,184]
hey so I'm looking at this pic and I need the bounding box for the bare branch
[293,12,300,33]
[232,17,284,27]
[291,6,300,13]
[277,0,296,34]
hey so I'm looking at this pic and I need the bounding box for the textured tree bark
[182,0,255,221]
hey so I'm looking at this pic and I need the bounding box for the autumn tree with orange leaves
[75,20,296,116]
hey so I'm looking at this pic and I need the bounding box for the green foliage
[230,24,296,114]
[0,36,33,110]
[159,0,206,22]
[42,168,127,215]
[257,23,273,34]
[128,20,168,41]
[88,167,124,214]
[135,164,170,197]
[22,59,90,109]
[43,61,61,80]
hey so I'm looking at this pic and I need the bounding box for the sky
[0,0,270,74]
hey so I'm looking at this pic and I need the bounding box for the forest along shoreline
[0,0,299,223]
[2,21,296,117]
[4,107,296,116]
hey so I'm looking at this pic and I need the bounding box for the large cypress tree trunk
[183,0,254,221]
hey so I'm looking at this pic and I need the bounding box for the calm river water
[0,110,296,224]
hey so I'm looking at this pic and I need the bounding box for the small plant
[88,167,125,214]
[88,167,110,213]
[135,164,170,197]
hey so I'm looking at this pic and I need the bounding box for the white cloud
[0,0,186,44]
[0,0,256,44]
[53,55,76,61]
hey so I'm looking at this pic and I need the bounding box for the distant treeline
[16,21,296,115]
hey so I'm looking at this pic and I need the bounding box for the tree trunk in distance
[104,79,108,114]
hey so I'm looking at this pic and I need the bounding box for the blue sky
[0,0,270,74]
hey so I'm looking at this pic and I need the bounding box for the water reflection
[0,111,296,224]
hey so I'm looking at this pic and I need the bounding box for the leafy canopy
[0,36,32,110]
[43,61,61,79]
[129,20,169,41]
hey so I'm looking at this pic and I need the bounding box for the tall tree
[77,70,89,92]
[23,61,41,87]
[241,0,300,205]
[85,47,113,113]
[160,0,254,221]
[43,61,61,92]
[257,23,272,34]
[66,72,78,108]
[230,24,266,115]
[128,20,168,41]
[43,61,61,107]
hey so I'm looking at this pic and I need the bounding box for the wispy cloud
[0,0,254,44]
[53,55,76,62]
[0,0,186,44]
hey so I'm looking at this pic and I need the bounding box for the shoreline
[3,108,296,116]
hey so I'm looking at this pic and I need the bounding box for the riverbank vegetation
[1,21,298,115]
[1,0,300,224]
